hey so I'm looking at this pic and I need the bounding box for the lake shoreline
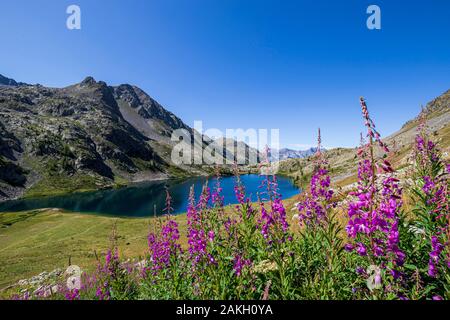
[0,174,300,217]
[0,168,251,203]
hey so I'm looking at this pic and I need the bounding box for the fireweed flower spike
[212,166,224,208]
[297,128,336,227]
[146,189,182,273]
[94,247,119,300]
[258,147,289,246]
[186,185,211,268]
[187,182,219,269]
[410,109,450,284]
[293,128,346,299]
[186,185,206,266]
[233,162,250,208]
[258,145,281,201]
[345,97,405,295]
[233,161,256,224]
[233,254,252,276]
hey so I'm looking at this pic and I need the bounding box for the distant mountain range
[0,74,257,200]
[269,147,324,162]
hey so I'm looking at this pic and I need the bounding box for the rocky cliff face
[0,75,212,200]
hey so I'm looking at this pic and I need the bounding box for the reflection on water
[0,175,300,217]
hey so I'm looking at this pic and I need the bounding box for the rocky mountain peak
[0,74,18,86]
[80,76,97,87]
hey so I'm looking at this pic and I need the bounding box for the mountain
[0,75,249,200]
[0,75,17,86]
[0,74,30,87]
[271,147,324,161]
[0,74,22,87]
[277,89,450,187]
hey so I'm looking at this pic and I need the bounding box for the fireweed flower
[233,254,252,276]
[297,128,336,227]
[65,289,80,300]
[256,147,290,246]
[146,189,182,275]
[94,246,120,300]
[186,186,203,263]
[234,181,246,205]
[346,98,405,291]
[258,146,280,201]
[233,163,256,220]
[411,110,450,280]
[103,247,119,276]
[79,273,97,293]
[258,175,289,245]
[212,173,224,208]
[186,183,220,267]
[422,176,435,195]
[147,220,181,272]
[428,236,444,277]
[413,111,443,177]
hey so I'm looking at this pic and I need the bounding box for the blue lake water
[0,174,300,217]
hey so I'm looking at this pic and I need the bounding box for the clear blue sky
[0,0,449,149]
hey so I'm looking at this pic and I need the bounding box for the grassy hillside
[0,210,183,290]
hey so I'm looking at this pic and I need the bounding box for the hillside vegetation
[278,90,450,189]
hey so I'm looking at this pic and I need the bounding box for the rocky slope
[0,75,254,200]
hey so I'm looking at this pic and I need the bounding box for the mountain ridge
[271,147,325,161]
[0,74,29,87]
[1,74,448,200]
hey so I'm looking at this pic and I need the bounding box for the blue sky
[0,0,449,149]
